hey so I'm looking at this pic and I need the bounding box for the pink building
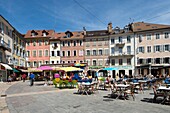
[24,30,54,67]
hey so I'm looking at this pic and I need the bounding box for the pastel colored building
[24,30,54,67]
[133,22,170,76]
[58,31,84,64]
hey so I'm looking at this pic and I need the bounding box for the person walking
[22,73,27,82]
[29,73,35,86]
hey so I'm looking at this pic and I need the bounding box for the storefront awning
[0,63,12,70]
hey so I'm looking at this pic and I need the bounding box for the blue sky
[1,0,170,34]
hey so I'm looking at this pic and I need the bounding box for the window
[33,50,36,57]
[54,43,58,47]
[147,46,151,53]
[86,42,90,47]
[147,34,151,40]
[146,58,152,63]
[111,59,115,65]
[165,32,169,38]
[105,49,109,55]
[73,41,76,46]
[127,58,131,65]
[45,40,48,45]
[127,36,131,43]
[67,33,70,38]
[86,50,90,56]
[27,51,30,57]
[119,59,123,65]
[67,51,70,56]
[62,51,65,57]
[45,61,49,64]
[111,38,114,44]
[45,50,48,56]
[68,41,70,46]
[93,60,97,66]
[79,50,84,56]
[155,33,160,39]
[119,37,123,43]
[43,32,46,37]
[34,61,37,67]
[127,46,131,54]
[92,41,96,46]
[39,61,42,66]
[139,47,144,53]
[111,47,115,54]
[62,41,65,46]
[99,50,103,55]
[80,60,83,63]
[51,51,55,56]
[26,40,30,46]
[139,35,142,43]
[33,40,36,46]
[80,40,83,46]
[73,50,76,56]
[119,47,123,54]
[155,58,161,64]
[52,61,54,64]
[39,50,42,57]
[57,51,60,56]
[164,45,169,51]
[164,57,170,64]
[93,50,97,56]
[0,51,3,62]
[74,61,76,63]
[8,40,10,48]
[99,60,103,66]
[154,45,160,52]
[38,40,42,46]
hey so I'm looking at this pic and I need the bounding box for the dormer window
[114,26,120,33]
[124,25,129,33]
[43,32,46,36]
[31,30,36,37]
[42,30,47,37]
[67,33,70,38]
[65,31,73,38]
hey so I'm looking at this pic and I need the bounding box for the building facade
[59,31,84,64]
[13,29,26,68]
[133,22,170,76]
[84,28,110,71]
[49,33,61,64]
[0,15,13,81]
[108,23,135,77]
[24,30,54,68]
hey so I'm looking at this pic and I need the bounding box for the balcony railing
[0,40,11,52]
[110,51,134,57]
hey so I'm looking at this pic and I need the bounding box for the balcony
[0,41,11,52]
[115,41,125,46]
[110,51,134,57]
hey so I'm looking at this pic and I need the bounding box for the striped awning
[0,63,12,70]
[28,68,42,72]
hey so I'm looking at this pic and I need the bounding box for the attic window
[124,25,129,33]
[31,30,36,37]
[67,33,71,38]
[114,26,120,33]
[43,32,46,36]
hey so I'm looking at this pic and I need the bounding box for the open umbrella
[37,66,53,71]
[103,67,118,71]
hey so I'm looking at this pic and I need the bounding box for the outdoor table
[81,82,92,95]
[115,84,130,100]
[158,86,170,104]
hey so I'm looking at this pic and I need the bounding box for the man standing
[29,73,35,86]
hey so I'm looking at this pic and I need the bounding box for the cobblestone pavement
[2,81,170,113]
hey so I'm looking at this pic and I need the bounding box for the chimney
[107,22,112,33]
[83,27,86,36]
